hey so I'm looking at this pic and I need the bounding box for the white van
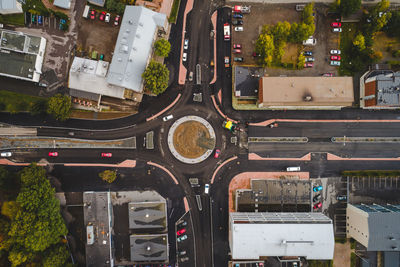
[303,36,317,46]
[287,166,300,172]
[83,5,90,19]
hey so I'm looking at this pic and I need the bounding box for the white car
[330,61,341,66]
[204,183,210,194]
[163,114,173,121]
[330,49,341,55]
[105,13,110,23]
[1,152,12,157]
[332,27,342,33]
[234,26,243,32]
[184,39,189,50]
[182,52,187,61]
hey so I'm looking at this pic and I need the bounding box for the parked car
[178,221,187,227]
[313,194,321,202]
[323,73,334,77]
[163,114,173,121]
[178,251,187,256]
[105,13,110,23]
[182,52,187,61]
[177,228,186,236]
[232,12,243,19]
[330,49,341,55]
[232,19,243,25]
[99,11,106,21]
[214,149,221,158]
[59,19,66,30]
[234,57,243,62]
[330,55,341,61]
[234,26,243,32]
[337,195,347,201]
[252,52,261,57]
[31,14,36,23]
[114,15,120,26]
[303,51,313,56]
[177,235,187,242]
[233,44,241,49]
[332,27,342,33]
[330,60,341,66]
[313,185,323,192]
[90,10,96,20]
[188,71,193,81]
[101,153,112,157]
[331,22,342,27]
[305,57,315,62]
[0,152,12,157]
[48,152,58,157]
[38,15,42,25]
[304,62,313,68]
[180,257,189,262]
[205,184,210,194]
[184,39,189,50]
[224,56,230,67]
[233,49,241,54]
[313,202,322,209]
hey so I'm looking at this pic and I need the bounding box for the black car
[234,57,243,62]
[313,194,321,202]
[232,19,243,25]
[304,51,313,56]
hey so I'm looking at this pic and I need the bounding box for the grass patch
[342,170,400,177]
[308,260,333,267]
[24,0,50,16]
[0,14,25,26]
[0,90,45,114]
[350,252,357,267]
[335,237,347,244]
[168,0,181,24]
[281,43,299,65]
[372,32,400,62]
[350,238,356,249]
[339,23,358,76]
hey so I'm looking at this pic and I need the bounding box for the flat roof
[234,66,261,98]
[229,212,334,260]
[259,77,354,106]
[53,0,71,9]
[130,234,168,262]
[128,201,167,230]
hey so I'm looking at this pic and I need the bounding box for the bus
[224,23,230,41]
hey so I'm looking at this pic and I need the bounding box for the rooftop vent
[304,95,312,102]
[128,20,133,24]
[139,22,143,27]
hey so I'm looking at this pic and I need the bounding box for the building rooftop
[106,6,166,93]
[234,66,262,98]
[53,0,71,9]
[229,212,334,260]
[0,0,22,13]
[130,234,168,262]
[374,72,400,107]
[87,0,105,7]
[259,77,354,107]
[128,200,167,230]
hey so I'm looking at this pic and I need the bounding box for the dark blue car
[38,15,42,25]
[232,12,243,19]
[304,51,313,56]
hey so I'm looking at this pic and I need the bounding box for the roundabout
[167,115,216,164]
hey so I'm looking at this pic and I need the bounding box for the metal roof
[87,0,105,7]
[0,0,21,13]
[376,72,400,106]
[130,234,168,262]
[53,0,70,9]
[106,6,166,93]
[229,212,334,260]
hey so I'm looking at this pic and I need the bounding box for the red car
[233,44,241,49]
[177,228,186,236]
[114,15,120,26]
[233,49,241,54]
[313,202,322,209]
[330,55,341,61]
[101,153,112,158]
[90,10,96,20]
[331,22,341,27]
[214,149,221,159]
[323,73,334,77]
[304,62,313,68]
[48,152,58,157]
[99,11,106,21]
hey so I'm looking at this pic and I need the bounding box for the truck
[223,23,230,41]
[233,5,251,13]
[83,5,90,19]
[222,120,237,132]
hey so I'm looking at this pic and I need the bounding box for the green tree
[154,39,171,57]
[255,34,275,66]
[384,10,400,37]
[340,0,361,17]
[353,33,366,50]
[302,2,315,25]
[274,41,286,62]
[46,94,71,121]
[99,170,117,183]
[41,244,69,267]
[271,21,291,42]
[1,201,19,220]
[142,61,170,95]
[297,53,306,69]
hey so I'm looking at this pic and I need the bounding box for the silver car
[177,234,187,242]
[330,61,341,66]
[0,152,12,157]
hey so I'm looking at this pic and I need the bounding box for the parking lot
[229,3,341,76]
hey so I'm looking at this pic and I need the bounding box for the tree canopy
[154,39,171,57]
[99,170,117,183]
[339,0,361,17]
[255,34,275,66]
[384,10,400,37]
[46,94,71,121]
[142,61,170,95]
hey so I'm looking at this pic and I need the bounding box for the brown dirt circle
[173,121,211,159]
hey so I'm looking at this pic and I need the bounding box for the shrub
[99,170,117,183]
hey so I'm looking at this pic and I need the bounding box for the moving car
[330,55,341,61]
[234,26,243,32]
[233,44,241,49]
[204,183,210,194]
[0,152,12,157]
[48,152,58,157]
[182,52,187,61]
[114,15,120,26]
[305,57,315,62]
[178,251,187,256]
[90,10,96,20]
[234,57,243,62]
[177,235,187,242]
[313,185,323,192]
[232,12,243,19]
[323,73,334,77]
[99,11,106,21]
[303,51,313,56]
[178,221,187,227]
[304,62,314,68]
[101,153,112,158]
[233,49,241,54]
[177,228,186,236]
[313,202,322,209]
[184,39,189,50]
[180,257,189,262]
[224,57,230,68]
[214,149,221,158]
[332,27,342,33]
[330,49,341,55]
[330,60,341,66]
[337,195,347,201]
[232,19,243,25]
[188,71,193,81]
[331,22,342,27]
[313,194,321,202]
[287,166,300,171]
[105,13,110,23]
[163,114,173,121]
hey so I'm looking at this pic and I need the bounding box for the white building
[229,212,335,260]
[0,0,22,15]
